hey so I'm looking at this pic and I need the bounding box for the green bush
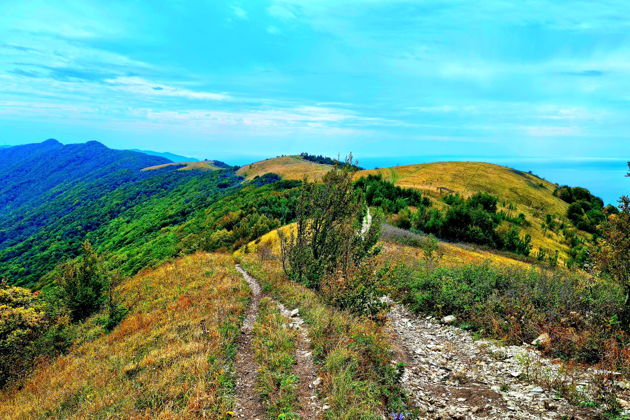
[54,242,109,321]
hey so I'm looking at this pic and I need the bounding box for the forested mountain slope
[0,139,169,218]
[0,140,249,287]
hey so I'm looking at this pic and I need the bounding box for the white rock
[531,333,551,347]
[530,386,544,393]
[441,315,457,324]
[290,308,299,317]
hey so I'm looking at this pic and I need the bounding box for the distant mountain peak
[42,138,62,146]
[84,140,107,148]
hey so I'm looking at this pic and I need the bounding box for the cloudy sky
[1,0,630,161]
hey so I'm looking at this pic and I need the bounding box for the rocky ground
[387,302,630,419]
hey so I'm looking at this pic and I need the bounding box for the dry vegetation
[356,161,575,258]
[236,156,332,181]
[0,252,249,419]
[142,160,224,171]
[238,223,530,270]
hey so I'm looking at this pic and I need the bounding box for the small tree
[55,241,108,321]
[593,195,630,328]
[279,155,381,289]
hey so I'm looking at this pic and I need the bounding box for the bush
[279,156,380,289]
[386,262,628,369]
[54,242,109,321]
[321,259,387,319]
[0,282,48,386]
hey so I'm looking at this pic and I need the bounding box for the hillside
[142,160,230,172]
[0,140,247,287]
[0,253,250,418]
[2,151,627,419]
[356,161,574,258]
[236,155,332,181]
[234,158,577,258]
[0,139,169,217]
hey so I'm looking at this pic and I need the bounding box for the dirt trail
[387,303,597,419]
[235,264,322,419]
[234,264,265,419]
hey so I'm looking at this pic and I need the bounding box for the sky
[1,0,630,165]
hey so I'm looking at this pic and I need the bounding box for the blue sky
[1,0,630,162]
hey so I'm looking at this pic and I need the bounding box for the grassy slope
[237,224,531,271]
[235,158,573,256]
[142,160,224,172]
[0,253,249,419]
[236,156,332,181]
[356,162,573,257]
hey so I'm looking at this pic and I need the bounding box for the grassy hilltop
[356,162,574,259]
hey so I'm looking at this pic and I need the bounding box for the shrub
[279,156,380,290]
[594,195,630,328]
[54,241,109,321]
[385,262,628,370]
[0,282,48,386]
[321,259,388,319]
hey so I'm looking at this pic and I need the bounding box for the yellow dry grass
[378,241,531,270]
[142,160,223,172]
[236,156,332,181]
[237,223,530,270]
[357,161,573,257]
[0,252,249,419]
[234,223,295,258]
[236,159,573,257]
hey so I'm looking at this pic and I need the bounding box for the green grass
[253,297,300,419]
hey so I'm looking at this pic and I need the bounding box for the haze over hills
[127,148,198,163]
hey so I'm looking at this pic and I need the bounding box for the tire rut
[234,264,265,419]
[274,300,322,419]
[235,264,322,419]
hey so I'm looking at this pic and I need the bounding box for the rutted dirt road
[234,264,321,419]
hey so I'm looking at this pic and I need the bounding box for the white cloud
[522,126,582,137]
[105,76,230,101]
[267,4,297,20]
[231,6,248,20]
